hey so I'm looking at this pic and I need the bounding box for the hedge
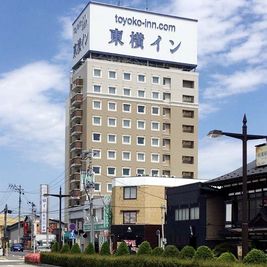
[41,253,267,267]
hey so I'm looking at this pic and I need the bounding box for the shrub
[194,245,214,261]
[213,242,236,257]
[100,241,110,256]
[217,251,237,262]
[163,245,179,257]
[180,245,195,259]
[51,241,59,253]
[71,243,81,254]
[84,243,95,255]
[151,246,164,256]
[60,243,70,254]
[243,248,267,264]
[115,241,130,256]
[137,241,152,255]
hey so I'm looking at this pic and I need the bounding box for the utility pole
[81,150,95,246]
[28,201,36,252]
[160,204,166,249]
[9,184,24,244]
[44,187,71,248]
[2,204,12,256]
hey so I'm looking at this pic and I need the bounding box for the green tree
[51,241,59,252]
[137,241,152,255]
[71,243,81,254]
[60,243,70,254]
[115,241,130,256]
[84,243,95,255]
[163,245,179,257]
[100,241,110,256]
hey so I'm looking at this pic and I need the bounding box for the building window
[183,80,194,88]
[93,100,101,109]
[94,183,101,192]
[107,183,112,192]
[151,122,160,131]
[123,103,131,112]
[92,132,101,142]
[163,77,171,86]
[183,95,194,103]
[138,74,145,82]
[182,125,194,133]
[122,119,131,128]
[123,211,137,224]
[123,72,131,81]
[137,105,145,114]
[152,76,160,84]
[107,134,116,143]
[122,151,131,161]
[151,106,160,115]
[123,186,137,199]
[151,169,159,176]
[183,110,194,118]
[163,92,171,101]
[107,167,116,176]
[137,152,145,162]
[93,166,101,175]
[122,168,131,176]
[93,85,101,93]
[123,88,131,96]
[107,150,116,160]
[137,169,145,175]
[138,90,145,98]
[182,171,194,178]
[151,137,160,147]
[137,136,145,145]
[151,153,160,163]
[137,120,145,130]
[182,156,194,164]
[190,207,199,220]
[92,116,101,126]
[175,208,189,221]
[182,140,194,149]
[152,91,160,99]
[226,203,232,224]
[108,117,117,127]
[108,101,117,111]
[92,149,101,159]
[108,70,116,79]
[93,68,101,77]
[108,86,116,94]
[122,135,131,144]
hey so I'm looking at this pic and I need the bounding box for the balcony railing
[71,94,83,106]
[70,140,82,151]
[71,124,82,136]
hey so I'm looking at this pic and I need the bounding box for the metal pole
[161,205,165,249]
[4,204,7,256]
[59,187,62,248]
[18,185,22,244]
[242,115,249,257]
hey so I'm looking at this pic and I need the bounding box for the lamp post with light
[208,114,267,258]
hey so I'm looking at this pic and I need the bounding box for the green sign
[83,223,107,232]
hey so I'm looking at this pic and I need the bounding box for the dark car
[11,243,24,252]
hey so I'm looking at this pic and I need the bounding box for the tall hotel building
[65,2,198,220]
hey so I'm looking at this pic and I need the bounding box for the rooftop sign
[72,2,197,67]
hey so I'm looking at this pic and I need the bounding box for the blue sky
[0,0,267,218]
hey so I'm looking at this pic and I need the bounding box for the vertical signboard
[40,184,49,234]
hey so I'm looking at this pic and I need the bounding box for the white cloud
[199,137,258,179]
[204,68,267,99]
[0,61,67,167]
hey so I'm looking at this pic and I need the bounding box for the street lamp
[43,187,71,248]
[208,114,267,258]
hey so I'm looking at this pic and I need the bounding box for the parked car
[11,243,24,252]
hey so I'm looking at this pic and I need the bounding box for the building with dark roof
[166,144,267,251]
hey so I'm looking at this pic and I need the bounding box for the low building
[166,143,267,252]
[111,176,203,250]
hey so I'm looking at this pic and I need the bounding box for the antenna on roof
[146,0,148,10]
[117,0,121,6]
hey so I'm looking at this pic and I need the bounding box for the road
[0,251,26,266]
